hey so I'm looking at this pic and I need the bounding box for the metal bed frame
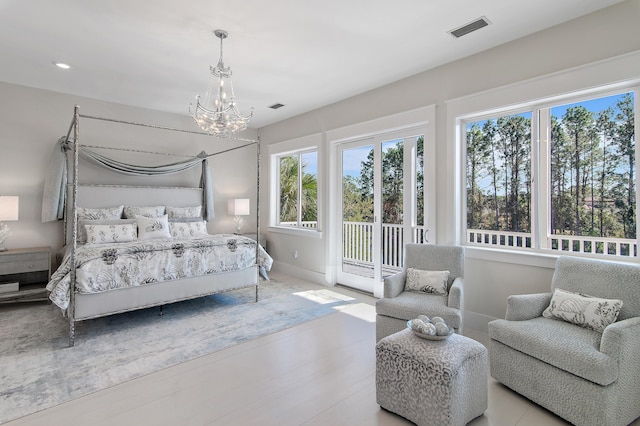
[62,105,261,346]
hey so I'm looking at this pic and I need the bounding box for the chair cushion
[376,292,461,329]
[489,316,618,386]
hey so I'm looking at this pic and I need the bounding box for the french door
[336,130,427,296]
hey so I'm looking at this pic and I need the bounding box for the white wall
[258,0,640,331]
[0,82,259,266]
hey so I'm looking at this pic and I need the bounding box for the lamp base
[0,223,10,252]
[233,216,244,235]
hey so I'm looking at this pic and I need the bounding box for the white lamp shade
[228,198,250,216]
[0,196,19,221]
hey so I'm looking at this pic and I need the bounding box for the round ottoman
[376,328,488,426]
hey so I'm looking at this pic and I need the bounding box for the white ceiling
[0,0,624,128]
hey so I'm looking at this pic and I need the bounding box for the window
[277,150,318,229]
[464,89,637,258]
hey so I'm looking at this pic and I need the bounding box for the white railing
[279,221,318,228]
[279,220,429,268]
[467,229,637,258]
[342,222,428,270]
[548,234,637,257]
[466,229,533,249]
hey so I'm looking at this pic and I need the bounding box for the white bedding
[47,234,272,310]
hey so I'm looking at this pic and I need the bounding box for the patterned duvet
[47,234,272,310]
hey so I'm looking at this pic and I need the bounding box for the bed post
[255,134,261,303]
[69,106,80,347]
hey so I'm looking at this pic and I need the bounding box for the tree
[562,106,593,235]
[496,114,531,231]
[613,93,636,239]
[279,155,318,224]
[342,175,373,222]
[466,124,488,229]
[594,107,616,237]
[359,142,406,224]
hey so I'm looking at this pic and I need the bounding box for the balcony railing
[342,221,428,270]
[279,221,637,262]
[279,221,318,229]
[279,220,427,271]
[467,229,637,258]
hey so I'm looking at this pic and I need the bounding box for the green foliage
[466,92,636,241]
[466,113,532,232]
[342,136,425,226]
[279,155,318,224]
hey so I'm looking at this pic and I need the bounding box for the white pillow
[136,214,172,240]
[405,268,450,295]
[543,288,623,333]
[77,205,124,221]
[169,221,209,239]
[166,205,202,219]
[78,219,137,243]
[123,205,165,219]
[85,223,137,245]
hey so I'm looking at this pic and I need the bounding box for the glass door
[336,132,425,295]
[338,139,377,293]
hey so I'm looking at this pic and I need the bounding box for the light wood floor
[5,273,632,426]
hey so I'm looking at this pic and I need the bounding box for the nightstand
[0,247,51,303]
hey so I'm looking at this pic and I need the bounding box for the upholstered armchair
[375,244,464,342]
[488,256,640,426]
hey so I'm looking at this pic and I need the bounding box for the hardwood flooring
[5,272,632,425]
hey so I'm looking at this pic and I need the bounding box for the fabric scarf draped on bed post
[41,142,215,223]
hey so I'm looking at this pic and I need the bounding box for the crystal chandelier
[190,29,253,137]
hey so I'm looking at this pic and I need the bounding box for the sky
[550,92,633,118]
[301,151,317,176]
[342,145,372,177]
[466,91,633,131]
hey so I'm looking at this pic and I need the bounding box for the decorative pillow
[78,219,137,243]
[123,205,165,219]
[77,205,124,221]
[169,221,209,239]
[85,223,137,245]
[136,214,171,240]
[166,205,202,219]
[405,268,450,295]
[542,288,623,333]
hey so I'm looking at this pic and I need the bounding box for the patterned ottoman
[376,328,488,426]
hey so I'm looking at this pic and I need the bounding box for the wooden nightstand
[0,247,51,303]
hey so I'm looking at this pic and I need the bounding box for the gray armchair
[488,256,640,426]
[375,244,464,342]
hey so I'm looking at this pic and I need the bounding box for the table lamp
[228,198,250,234]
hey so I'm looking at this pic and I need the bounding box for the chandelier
[190,29,253,137]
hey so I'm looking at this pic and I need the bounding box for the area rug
[0,279,357,424]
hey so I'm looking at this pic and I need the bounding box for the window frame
[444,53,640,268]
[268,133,322,238]
[275,149,318,229]
[460,85,638,260]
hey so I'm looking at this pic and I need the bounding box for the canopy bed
[44,106,268,346]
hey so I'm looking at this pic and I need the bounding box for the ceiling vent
[448,16,490,38]
[268,103,285,110]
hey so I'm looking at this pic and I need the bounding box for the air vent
[268,103,285,110]
[448,16,490,38]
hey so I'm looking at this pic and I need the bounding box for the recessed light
[53,62,71,70]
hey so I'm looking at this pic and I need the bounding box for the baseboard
[270,261,329,286]
[464,310,498,334]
